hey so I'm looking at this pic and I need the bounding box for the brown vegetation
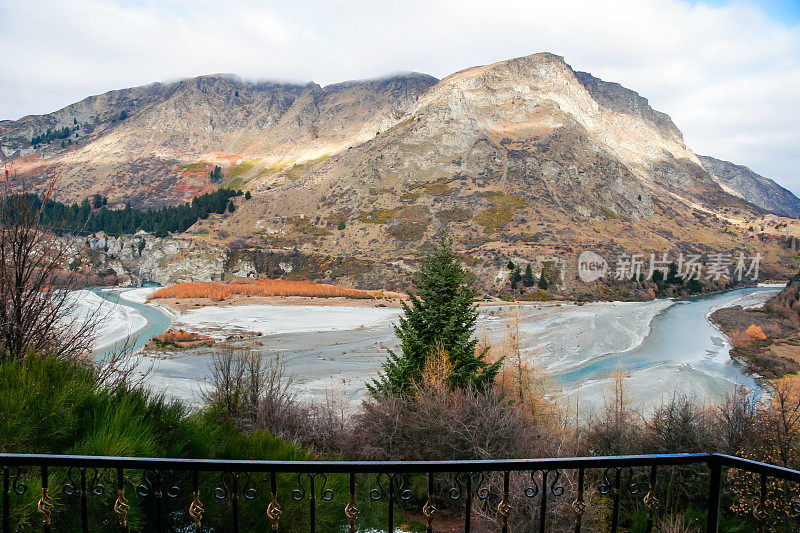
[148,279,384,301]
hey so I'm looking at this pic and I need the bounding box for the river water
[85,286,779,412]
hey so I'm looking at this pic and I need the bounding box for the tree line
[7,188,243,237]
[30,126,71,146]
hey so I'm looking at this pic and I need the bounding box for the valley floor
[77,286,780,416]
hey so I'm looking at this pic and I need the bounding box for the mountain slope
[699,155,800,218]
[2,53,796,292]
[1,73,437,207]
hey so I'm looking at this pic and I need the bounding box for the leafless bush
[348,385,544,461]
[582,367,642,456]
[643,393,717,453]
[0,175,98,362]
[203,348,348,451]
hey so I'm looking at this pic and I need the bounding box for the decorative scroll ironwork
[189,490,204,530]
[548,469,564,496]
[599,466,638,495]
[37,488,54,525]
[523,470,563,499]
[643,487,659,520]
[266,493,282,529]
[391,473,412,502]
[213,471,256,501]
[291,472,333,502]
[137,469,180,499]
[448,472,489,501]
[344,494,359,529]
[524,470,540,499]
[63,467,104,497]
[498,491,511,528]
[10,466,27,495]
[422,493,436,529]
[114,489,130,527]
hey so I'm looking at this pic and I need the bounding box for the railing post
[706,455,721,533]
[2,466,9,533]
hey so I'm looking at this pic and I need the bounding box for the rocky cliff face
[1,73,436,208]
[699,155,800,218]
[3,53,797,293]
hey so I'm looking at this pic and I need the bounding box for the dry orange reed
[148,279,384,302]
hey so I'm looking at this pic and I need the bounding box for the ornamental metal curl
[214,471,254,500]
[189,490,204,530]
[498,491,511,529]
[114,489,130,528]
[598,467,614,495]
[643,487,659,520]
[624,467,638,494]
[137,469,180,499]
[344,494,359,530]
[369,473,388,501]
[390,473,412,502]
[63,467,79,496]
[266,493,282,529]
[291,473,306,501]
[291,473,333,502]
[524,470,540,498]
[64,467,105,497]
[37,487,54,525]
[792,498,800,515]
[89,468,105,496]
[241,471,257,500]
[449,472,487,501]
[548,469,564,497]
[422,494,436,529]
[11,467,27,495]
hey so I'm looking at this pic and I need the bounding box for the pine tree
[538,268,549,290]
[523,264,535,287]
[510,265,522,289]
[369,238,501,394]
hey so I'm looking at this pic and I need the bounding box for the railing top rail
[2,452,799,481]
[0,452,710,473]
[715,453,800,483]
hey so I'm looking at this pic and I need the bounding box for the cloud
[1,0,799,193]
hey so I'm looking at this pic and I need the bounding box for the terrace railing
[1,452,798,532]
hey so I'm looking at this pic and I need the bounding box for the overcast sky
[1,0,799,194]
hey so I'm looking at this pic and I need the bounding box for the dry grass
[148,279,384,301]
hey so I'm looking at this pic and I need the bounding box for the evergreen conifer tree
[369,238,501,394]
[523,264,535,287]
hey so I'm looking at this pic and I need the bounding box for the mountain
[2,53,797,292]
[0,73,437,208]
[699,155,800,218]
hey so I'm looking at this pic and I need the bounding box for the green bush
[0,355,380,531]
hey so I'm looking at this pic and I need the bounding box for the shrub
[149,279,385,301]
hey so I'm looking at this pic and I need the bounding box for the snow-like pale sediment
[476,299,674,372]
[174,304,401,339]
[118,287,159,304]
[66,290,148,351]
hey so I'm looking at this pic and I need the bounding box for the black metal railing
[1,452,798,532]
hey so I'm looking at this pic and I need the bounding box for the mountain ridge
[1,52,798,293]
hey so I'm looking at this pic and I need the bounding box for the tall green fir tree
[523,264,536,287]
[369,238,501,394]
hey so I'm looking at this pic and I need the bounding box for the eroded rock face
[74,233,226,286]
[699,155,800,218]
